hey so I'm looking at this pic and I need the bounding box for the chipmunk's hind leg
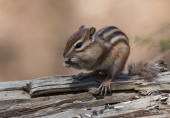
[98,52,128,95]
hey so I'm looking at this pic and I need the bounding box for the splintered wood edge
[0,80,30,91]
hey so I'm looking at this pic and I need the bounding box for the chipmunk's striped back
[95,26,129,47]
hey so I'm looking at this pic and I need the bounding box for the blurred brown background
[0,0,170,82]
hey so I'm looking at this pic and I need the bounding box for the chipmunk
[63,25,130,95]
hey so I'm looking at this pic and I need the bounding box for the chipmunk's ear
[84,27,96,40]
[79,25,85,30]
[89,27,96,36]
[87,27,96,42]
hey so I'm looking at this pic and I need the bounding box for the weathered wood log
[138,114,170,118]
[0,92,93,118]
[0,69,170,117]
[0,80,30,91]
[28,72,170,97]
[12,97,166,118]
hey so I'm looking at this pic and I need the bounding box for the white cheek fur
[70,56,79,63]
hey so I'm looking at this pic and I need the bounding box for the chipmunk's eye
[75,42,82,49]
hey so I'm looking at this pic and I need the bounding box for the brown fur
[63,28,88,56]
[128,61,158,79]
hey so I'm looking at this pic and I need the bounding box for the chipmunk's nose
[63,52,69,58]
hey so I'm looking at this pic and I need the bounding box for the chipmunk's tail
[128,61,158,79]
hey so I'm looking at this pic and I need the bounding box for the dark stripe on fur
[111,38,129,47]
[96,46,110,70]
[98,26,117,37]
[106,31,128,41]
[97,38,129,68]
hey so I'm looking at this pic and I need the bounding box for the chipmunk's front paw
[73,72,85,80]
[98,79,111,96]
[63,60,71,68]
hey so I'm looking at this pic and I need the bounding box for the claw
[100,86,104,95]
[108,84,111,93]
[98,84,102,90]
[104,86,107,96]
[98,79,112,95]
